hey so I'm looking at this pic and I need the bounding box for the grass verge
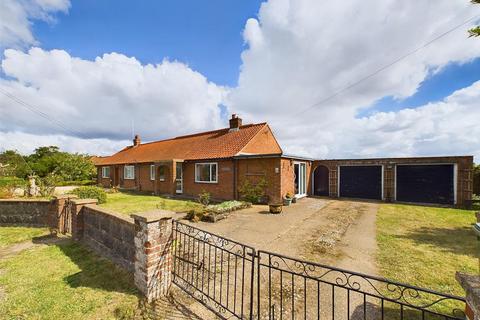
[0,240,138,319]
[0,226,50,248]
[100,191,202,215]
[377,204,477,295]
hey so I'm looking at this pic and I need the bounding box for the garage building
[311,156,473,208]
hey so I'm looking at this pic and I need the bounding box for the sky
[0,0,480,160]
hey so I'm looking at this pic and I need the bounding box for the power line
[0,86,84,137]
[296,13,480,116]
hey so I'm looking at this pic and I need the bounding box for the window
[124,165,135,180]
[195,163,218,183]
[101,166,110,179]
[150,165,155,180]
[159,166,166,181]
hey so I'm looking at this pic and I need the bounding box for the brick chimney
[133,134,141,147]
[229,114,242,131]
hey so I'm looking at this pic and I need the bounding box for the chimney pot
[229,114,242,131]
[133,134,141,147]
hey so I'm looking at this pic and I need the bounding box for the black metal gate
[172,221,465,320]
[172,220,256,319]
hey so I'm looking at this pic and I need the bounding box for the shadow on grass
[32,234,137,295]
[31,234,208,319]
[395,226,477,257]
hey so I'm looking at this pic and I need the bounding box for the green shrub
[56,180,95,186]
[186,208,205,222]
[238,178,268,204]
[36,174,59,197]
[70,186,107,204]
[0,177,25,188]
[198,190,211,206]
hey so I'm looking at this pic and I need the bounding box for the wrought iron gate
[172,220,465,320]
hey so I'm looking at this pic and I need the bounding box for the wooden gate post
[132,210,174,302]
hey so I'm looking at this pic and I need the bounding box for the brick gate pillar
[457,272,480,320]
[132,210,174,302]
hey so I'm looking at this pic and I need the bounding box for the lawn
[0,226,50,248]
[100,191,202,215]
[377,204,477,297]
[0,237,139,319]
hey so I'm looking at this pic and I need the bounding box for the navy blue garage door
[339,166,382,200]
[396,164,454,205]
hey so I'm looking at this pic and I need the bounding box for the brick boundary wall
[80,204,136,272]
[0,199,54,225]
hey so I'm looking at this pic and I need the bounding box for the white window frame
[150,165,155,181]
[195,162,218,183]
[101,166,110,179]
[124,165,135,180]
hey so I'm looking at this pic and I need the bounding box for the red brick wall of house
[280,159,312,199]
[156,163,174,195]
[311,156,473,207]
[240,125,282,155]
[236,158,282,203]
[182,160,235,201]
[137,164,155,193]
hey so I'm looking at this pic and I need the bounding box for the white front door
[294,162,307,197]
[175,162,183,194]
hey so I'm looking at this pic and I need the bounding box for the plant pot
[292,197,297,203]
[283,198,292,206]
[269,203,283,214]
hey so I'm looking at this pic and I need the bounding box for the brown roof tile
[94,122,270,165]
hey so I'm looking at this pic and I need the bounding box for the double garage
[312,156,473,207]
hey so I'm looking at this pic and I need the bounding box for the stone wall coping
[83,204,134,225]
[71,198,98,205]
[131,210,174,223]
[54,194,78,200]
[0,198,51,203]
[456,272,480,310]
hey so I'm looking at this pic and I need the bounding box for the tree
[0,150,31,178]
[470,0,480,37]
[0,146,96,182]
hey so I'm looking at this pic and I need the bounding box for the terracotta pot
[269,203,283,214]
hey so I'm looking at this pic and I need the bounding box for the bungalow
[93,114,312,203]
[94,114,473,207]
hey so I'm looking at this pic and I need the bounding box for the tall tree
[470,0,480,37]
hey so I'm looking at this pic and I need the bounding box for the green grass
[0,226,50,247]
[377,204,477,297]
[0,240,139,319]
[100,191,202,215]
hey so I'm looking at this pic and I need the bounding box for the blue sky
[33,0,480,112]
[361,57,480,117]
[1,0,480,158]
[33,0,263,86]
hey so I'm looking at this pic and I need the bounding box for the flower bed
[187,200,251,223]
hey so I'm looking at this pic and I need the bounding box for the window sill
[195,180,218,184]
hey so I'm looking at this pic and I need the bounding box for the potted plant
[269,203,283,214]
[283,192,293,206]
[292,195,297,203]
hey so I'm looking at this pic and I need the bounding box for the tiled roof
[93,123,270,165]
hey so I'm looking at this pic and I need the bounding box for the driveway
[184,197,379,275]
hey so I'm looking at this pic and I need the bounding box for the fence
[172,220,466,320]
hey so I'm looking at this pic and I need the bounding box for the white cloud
[0,48,227,154]
[0,0,70,49]
[0,131,129,155]
[1,0,480,160]
[229,0,480,159]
